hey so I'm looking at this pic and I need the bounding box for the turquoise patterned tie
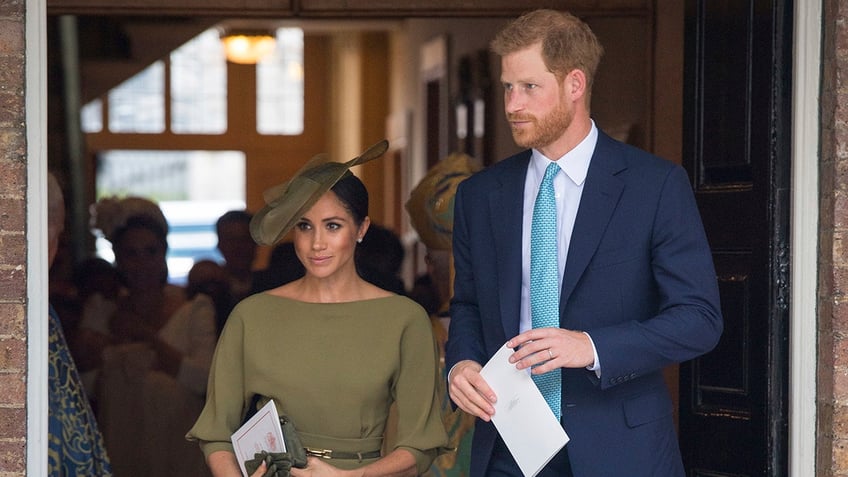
[530,162,562,417]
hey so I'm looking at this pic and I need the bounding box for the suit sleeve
[444,179,488,374]
[589,165,723,390]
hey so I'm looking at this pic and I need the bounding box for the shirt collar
[530,120,598,186]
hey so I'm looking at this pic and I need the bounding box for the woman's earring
[357,237,363,243]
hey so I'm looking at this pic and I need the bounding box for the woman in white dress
[78,197,217,477]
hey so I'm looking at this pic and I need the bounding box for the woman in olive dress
[187,141,448,477]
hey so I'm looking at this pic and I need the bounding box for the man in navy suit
[445,9,723,477]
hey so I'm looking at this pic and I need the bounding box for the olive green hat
[250,140,389,246]
[405,152,482,250]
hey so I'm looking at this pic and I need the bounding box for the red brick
[833,366,848,402]
[835,438,848,474]
[0,0,23,19]
[0,158,25,196]
[0,268,25,302]
[0,20,23,56]
[0,93,23,129]
[0,439,25,474]
[836,192,848,229]
[0,135,25,168]
[833,333,848,367]
[0,235,24,266]
[0,339,25,371]
[0,58,23,93]
[0,198,25,234]
[0,407,25,438]
[836,403,848,438]
[0,304,24,337]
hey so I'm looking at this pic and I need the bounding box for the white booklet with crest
[480,343,569,477]
[231,399,286,477]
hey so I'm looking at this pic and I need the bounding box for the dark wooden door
[679,1,793,475]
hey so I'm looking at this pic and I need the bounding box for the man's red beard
[507,101,573,151]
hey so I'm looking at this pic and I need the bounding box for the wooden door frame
[790,1,820,475]
[26,1,821,476]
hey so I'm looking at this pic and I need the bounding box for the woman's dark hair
[112,214,170,285]
[330,172,369,225]
[113,215,169,251]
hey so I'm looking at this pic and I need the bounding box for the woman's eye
[326,222,341,231]
[295,222,311,231]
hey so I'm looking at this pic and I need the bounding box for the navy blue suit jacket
[445,131,723,477]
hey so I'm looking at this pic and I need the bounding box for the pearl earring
[357,237,363,243]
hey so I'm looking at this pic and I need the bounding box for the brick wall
[0,0,28,475]
[820,0,847,475]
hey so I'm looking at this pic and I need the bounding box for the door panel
[680,1,792,475]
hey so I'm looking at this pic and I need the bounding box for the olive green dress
[187,293,448,474]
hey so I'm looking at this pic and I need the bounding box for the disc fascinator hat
[250,140,389,246]
[405,152,482,250]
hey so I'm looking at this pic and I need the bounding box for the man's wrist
[583,332,601,376]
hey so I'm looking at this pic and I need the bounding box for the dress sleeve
[176,294,218,396]
[185,302,247,457]
[391,305,450,474]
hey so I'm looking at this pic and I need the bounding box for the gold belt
[304,447,381,462]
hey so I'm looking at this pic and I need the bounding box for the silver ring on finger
[548,349,554,360]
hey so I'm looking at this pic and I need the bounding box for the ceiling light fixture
[220,29,276,65]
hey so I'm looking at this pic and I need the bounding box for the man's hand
[507,328,594,374]
[447,360,497,422]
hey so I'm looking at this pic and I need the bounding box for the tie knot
[543,162,560,185]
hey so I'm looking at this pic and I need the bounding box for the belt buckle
[305,447,333,459]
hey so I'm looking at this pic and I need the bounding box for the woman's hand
[290,456,346,477]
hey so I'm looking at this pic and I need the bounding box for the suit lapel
[489,152,530,338]
[561,134,626,310]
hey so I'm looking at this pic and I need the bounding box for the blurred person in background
[68,257,121,381]
[47,171,113,476]
[186,259,234,335]
[250,241,305,294]
[406,152,482,477]
[216,210,258,304]
[356,223,407,295]
[77,196,216,477]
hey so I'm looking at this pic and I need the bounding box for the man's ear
[566,69,588,101]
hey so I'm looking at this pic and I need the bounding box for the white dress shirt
[520,121,601,373]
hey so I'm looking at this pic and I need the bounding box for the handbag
[242,396,308,477]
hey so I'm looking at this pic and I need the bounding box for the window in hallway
[81,26,304,136]
[257,28,304,135]
[80,25,306,284]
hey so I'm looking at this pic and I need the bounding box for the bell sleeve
[391,306,450,474]
[185,303,247,457]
